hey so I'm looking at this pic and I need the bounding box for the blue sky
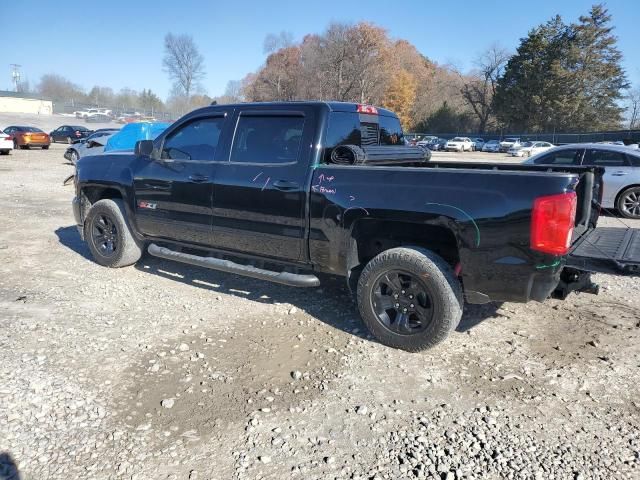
[2,0,638,99]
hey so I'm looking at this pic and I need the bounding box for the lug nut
[401,290,406,295]
[402,308,408,313]
[410,304,414,308]
[395,303,400,308]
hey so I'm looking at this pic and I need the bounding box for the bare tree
[163,33,206,100]
[263,31,293,54]
[627,87,640,129]
[459,45,511,132]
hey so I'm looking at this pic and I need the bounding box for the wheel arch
[613,183,640,208]
[345,218,461,292]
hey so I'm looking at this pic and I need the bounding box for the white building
[0,91,53,115]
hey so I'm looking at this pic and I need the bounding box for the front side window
[230,115,304,164]
[161,116,225,161]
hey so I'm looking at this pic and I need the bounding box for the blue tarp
[104,122,169,152]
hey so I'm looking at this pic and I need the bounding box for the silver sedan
[524,143,640,219]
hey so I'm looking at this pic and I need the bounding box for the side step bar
[147,243,321,288]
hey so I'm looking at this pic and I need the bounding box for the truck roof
[203,101,399,117]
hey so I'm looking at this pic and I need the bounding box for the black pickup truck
[72,102,640,351]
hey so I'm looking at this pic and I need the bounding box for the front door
[209,107,316,262]
[581,147,635,209]
[132,113,228,246]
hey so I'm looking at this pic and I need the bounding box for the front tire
[357,247,463,352]
[617,187,640,219]
[85,198,143,267]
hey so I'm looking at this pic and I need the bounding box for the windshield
[504,138,518,142]
[451,137,464,141]
[522,141,533,147]
[17,126,44,133]
[487,140,498,145]
[72,126,90,131]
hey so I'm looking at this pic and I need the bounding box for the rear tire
[617,186,640,219]
[42,145,49,150]
[357,247,463,352]
[85,198,144,267]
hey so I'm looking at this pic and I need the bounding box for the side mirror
[135,140,154,157]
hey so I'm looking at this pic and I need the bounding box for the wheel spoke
[414,303,432,322]
[396,312,411,333]
[382,272,402,292]
[373,291,394,311]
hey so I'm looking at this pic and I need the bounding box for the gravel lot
[1,135,639,480]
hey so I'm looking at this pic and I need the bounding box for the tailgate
[567,227,640,275]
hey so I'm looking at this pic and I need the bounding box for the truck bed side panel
[309,165,582,303]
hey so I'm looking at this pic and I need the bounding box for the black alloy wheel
[371,270,434,335]
[90,213,119,257]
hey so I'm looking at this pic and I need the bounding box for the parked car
[482,139,500,152]
[425,138,447,151]
[72,101,639,352]
[3,126,50,149]
[64,129,119,163]
[525,143,640,219]
[85,114,113,124]
[499,137,521,152]
[50,125,92,143]
[416,136,438,147]
[470,138,485,151]
[0,131,13,154]
[445,137,474,152]
[116,111,142,123]
[509,141,554,157]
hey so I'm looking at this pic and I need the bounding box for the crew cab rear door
[208,105,317,262]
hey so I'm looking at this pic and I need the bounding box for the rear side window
[583,149,630,167]
[628,152,640,167]
[161,116,225,161]
[533,149,582,165]
[230,115,305,164]
[379,115,404,145]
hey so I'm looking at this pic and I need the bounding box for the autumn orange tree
[382,70,417,129]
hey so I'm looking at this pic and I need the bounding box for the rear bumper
[0,139,12,150]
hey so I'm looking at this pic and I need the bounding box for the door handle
[188,174,209,183]
[272,180,299,191]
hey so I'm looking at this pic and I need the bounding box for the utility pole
[10,64,22,92]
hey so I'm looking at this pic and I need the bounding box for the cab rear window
[324,111,404,162]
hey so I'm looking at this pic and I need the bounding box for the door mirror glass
[135,140,154,157]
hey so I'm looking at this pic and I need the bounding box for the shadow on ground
[55,225,501,344]
[0,452,21,480]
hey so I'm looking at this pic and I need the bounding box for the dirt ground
[0,140,639,480]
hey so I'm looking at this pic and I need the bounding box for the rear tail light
[356,104,378,114]
[531,192,577,255]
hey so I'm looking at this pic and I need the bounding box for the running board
[147,243,321,287]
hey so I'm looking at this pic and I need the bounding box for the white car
[0,131,13,154]
[445,137,474,152]
[482,139,500,152]
[509,141,554,157]
[499,137,521,152]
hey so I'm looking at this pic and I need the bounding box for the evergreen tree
[568,4,628,130]
[494,5,628,132]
